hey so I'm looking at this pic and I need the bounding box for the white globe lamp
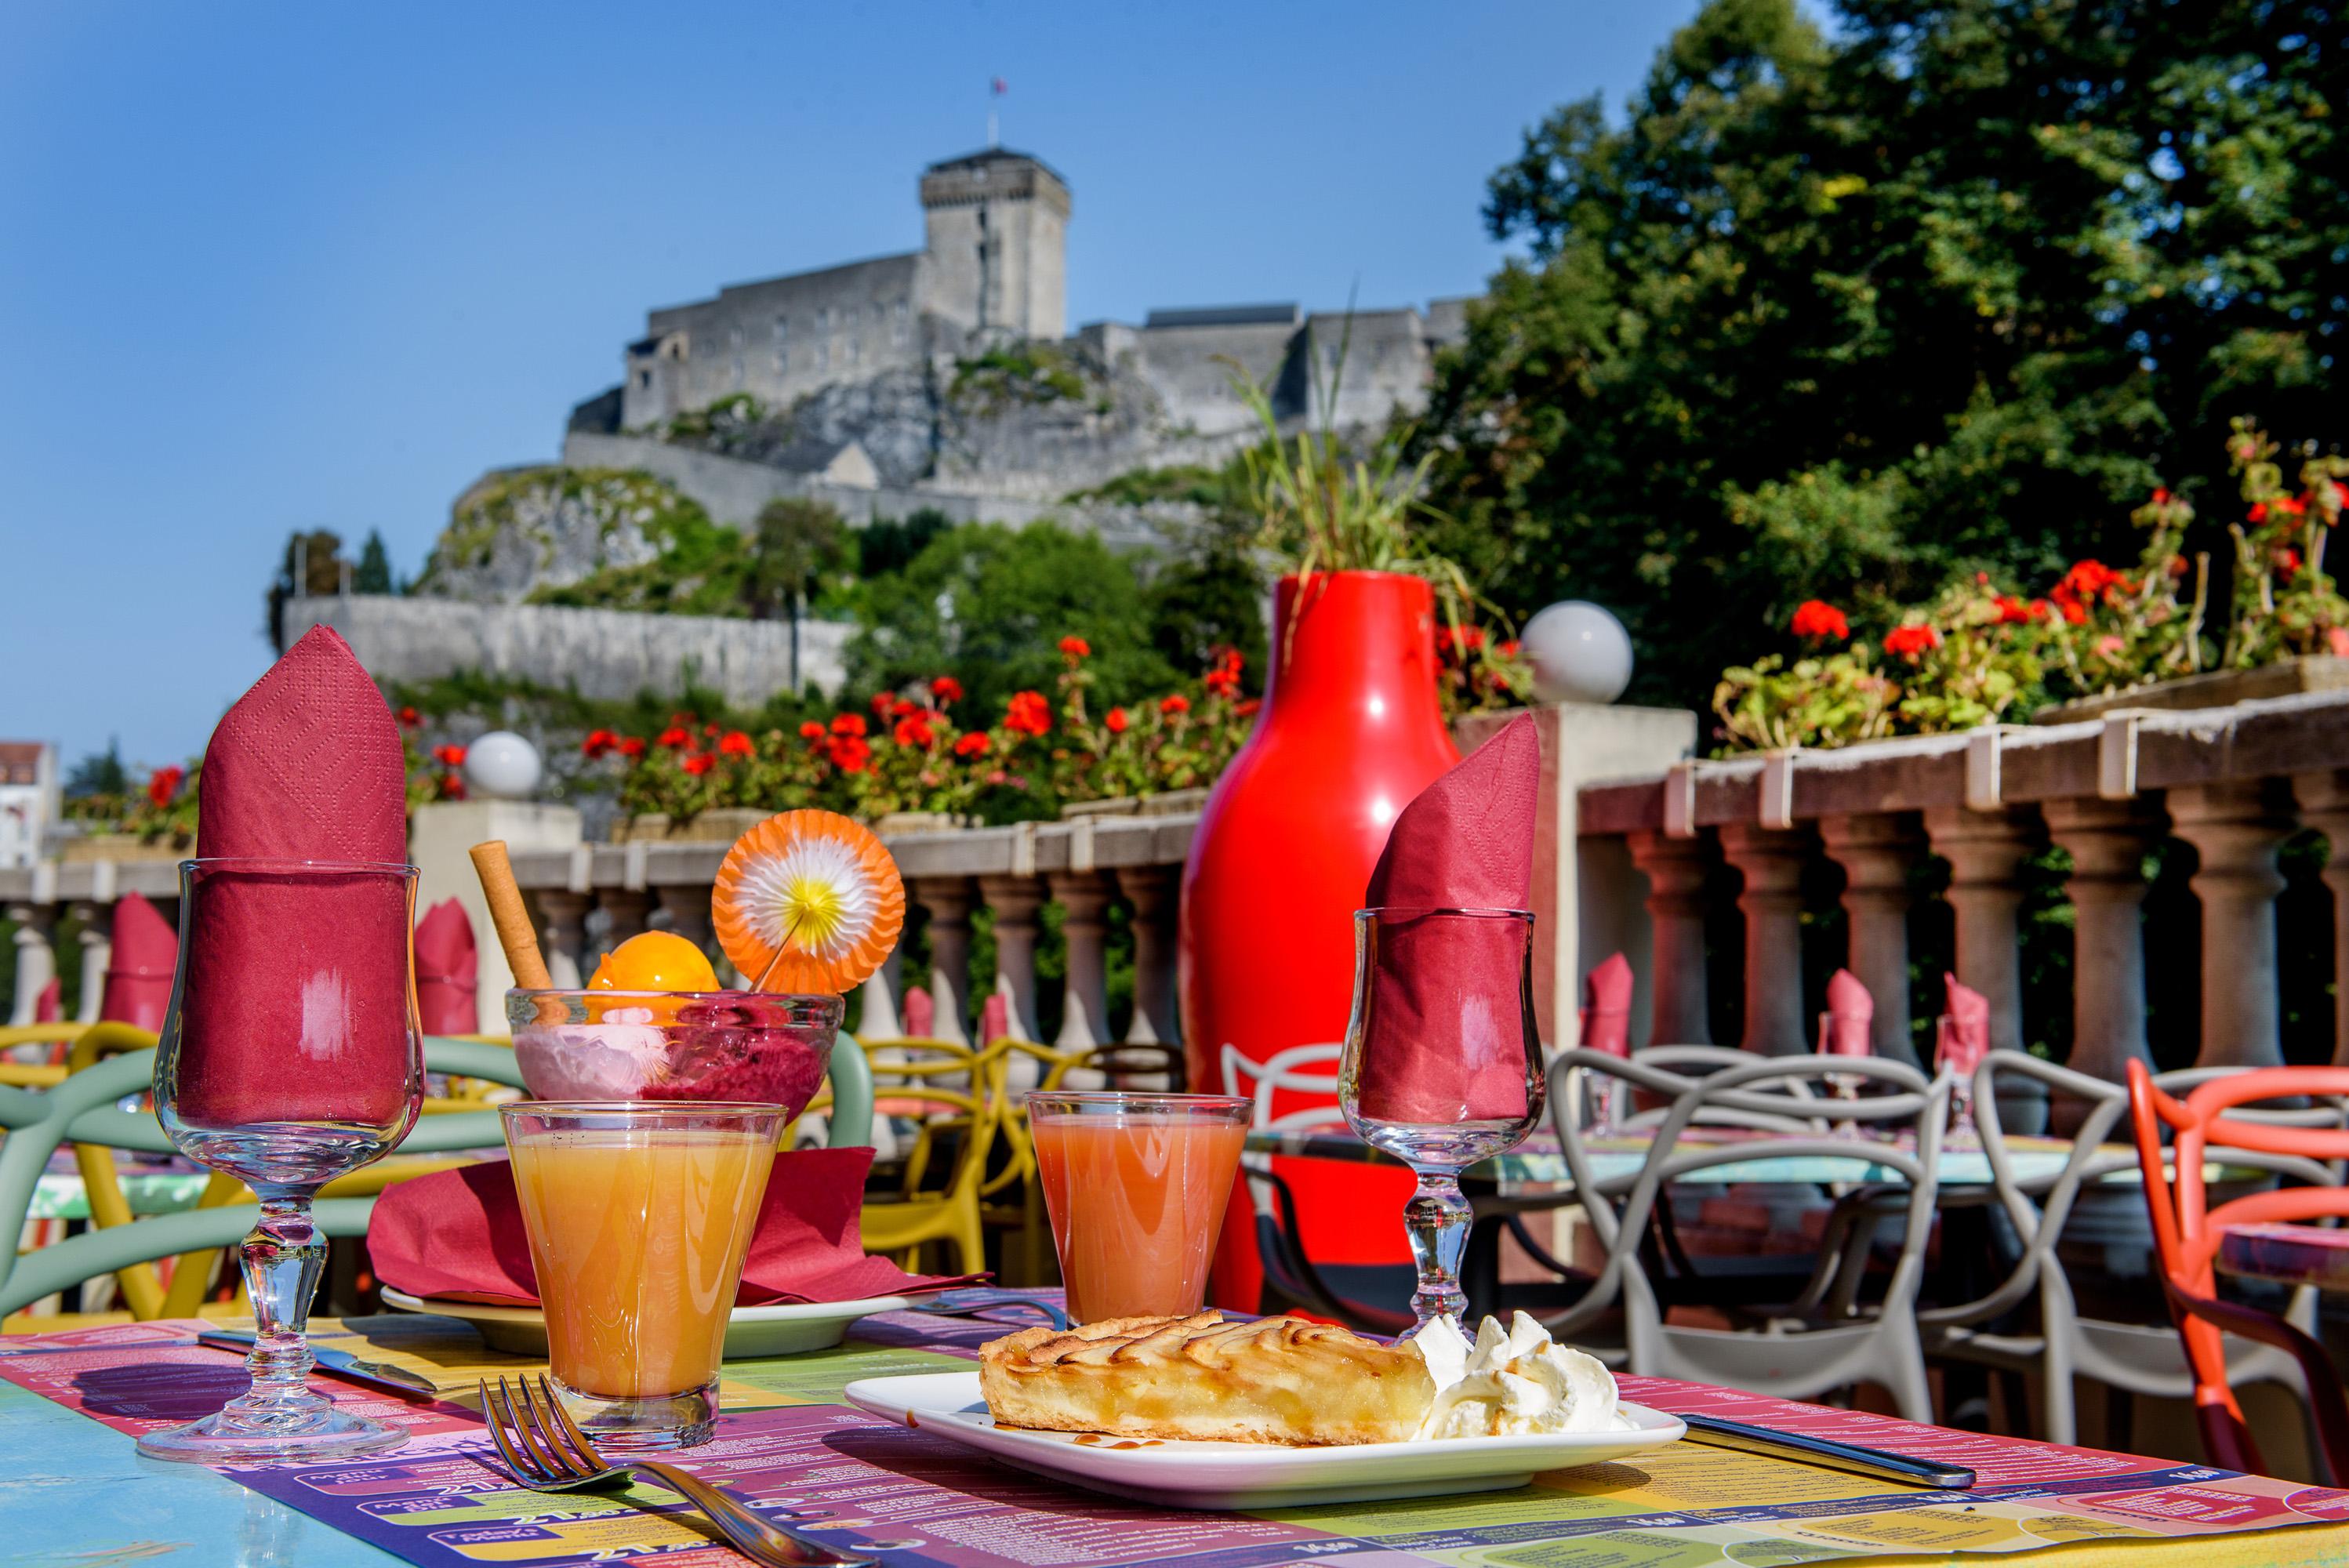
[1523,601,1634,706]
[462,731,543,800]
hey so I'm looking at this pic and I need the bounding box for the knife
[1675,1412,1977,1489]
[197,1331,441,1401]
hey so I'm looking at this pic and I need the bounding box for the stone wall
[283,594,850,706]
[557,432,1057,528]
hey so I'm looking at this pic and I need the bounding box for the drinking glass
[140,858,426,1464]
[501,1102,784,1450]
[1029,1092,1250,1323]
[1339,907,1543,1331]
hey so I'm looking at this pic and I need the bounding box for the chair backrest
[1546,1048,1947,1338]
[1220,1043,1347,1135]
[855,1036,1003,1203]
[2127,1059,2349,1477]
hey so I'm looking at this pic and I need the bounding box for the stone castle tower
[617,150,1069,430]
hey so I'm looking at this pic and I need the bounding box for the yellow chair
[853,1036,1001,1277]
[0,1022,85,1088]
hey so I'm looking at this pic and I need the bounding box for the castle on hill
[572,147,1476,448]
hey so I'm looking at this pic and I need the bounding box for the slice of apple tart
[979,1311,1436,1446]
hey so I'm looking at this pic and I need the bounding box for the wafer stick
[467,840,553,989]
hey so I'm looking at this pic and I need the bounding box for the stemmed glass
[139,858,425,1463]
[1338,907,1544,1331]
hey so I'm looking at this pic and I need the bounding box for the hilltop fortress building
[595,148,1473,447]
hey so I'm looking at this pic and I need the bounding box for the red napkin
[901,985,934,1038]
[414,898,478,1036]
[98,891,177,1034]
[1578,952,1634,1058]
[180,626,414,1127]
[1354,714,1541,1125]
[1821,968,1873,1058]
[1937,972,1990,1079]
[366,1147,980,1307]
[33,976,60,1024]
[980,992,1010,1045]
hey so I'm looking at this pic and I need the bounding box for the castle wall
[561,432,1066,529]
[623,253,925,430]
[1098,319,1304,438]
[284,594,852,706]
[1301,310,1437,429]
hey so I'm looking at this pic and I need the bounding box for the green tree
[1143,542,1267,691]
[747,497,852,691]
[1418,0,2348,713]
[64,739,129,799]
[855,508,953,579]
[354,529,394,594]
[263,529,347,651]
[847,522,1178,713]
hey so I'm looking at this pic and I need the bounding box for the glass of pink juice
[1029,1093,1251,1323]
[500,1102,783,1450]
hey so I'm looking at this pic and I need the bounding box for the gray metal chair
[1919,1049,2342,1446]
[1542,1048,1949,1421]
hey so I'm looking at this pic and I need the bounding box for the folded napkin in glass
[368,1146,982,1306]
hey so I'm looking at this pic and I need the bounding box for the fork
[477,1376,874,1568]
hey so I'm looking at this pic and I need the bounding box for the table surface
[1243,1125,2099,1194]
[2216,1221,2349,1290]
[3,1294,2347,1567]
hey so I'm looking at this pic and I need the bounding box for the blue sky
[0,0,1701,771]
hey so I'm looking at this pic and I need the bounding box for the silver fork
[477,1376,874,1568]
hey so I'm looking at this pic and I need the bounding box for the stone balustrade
[13,687,2349,1084]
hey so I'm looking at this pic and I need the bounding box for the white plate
[842,1370,1686,1509]
[378,1287,920,1359]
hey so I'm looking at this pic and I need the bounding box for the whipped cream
[1407,1312,1626,1439]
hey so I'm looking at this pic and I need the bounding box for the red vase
[1180,571,1460,1310]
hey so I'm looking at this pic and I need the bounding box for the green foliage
[263,528,347,649]
[745,498,851,619]
[524,481,752,617]
[659,392,767,443]
[1142,543,1268,692]
[1064,463,1246,512]
[855,509,953,579]
[950,344,1089,413]
[354,530,394,594]
[64,739,130,800]
[846,522,1180,716]
[1416,0,2349,713]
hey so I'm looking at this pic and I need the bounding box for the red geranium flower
[798,720,827,741]
[440,776,467,800]
[1058,636,1091,662]
[870,691,896,714]
[1234,698,1262,717]
[931,675,964,703]
[657,726,692,748]
[2248,503,2269,524]
[830,713,867,738]
[1160,694,1191,715]
[2277,547,2303,575]
[432,743,467,767]
[1882,625,1941,659]
[717,730,755,757]
[682,753,714,775]
[827,735,872,772]
[580,728,615,757]
[953,731,990,757]
[1991,596,2042,625]
[2151,488,2170,505]
[891,699,920,720]
[147,765,184,808]
[894,714,935,748]
[1790,600,1850,641]
[1105,707,1129,734]
[703,723,720,738]
[396,706,420,729]
[618,736,646,759]
[1204,668,1240,698]
[1004,691,1051,736]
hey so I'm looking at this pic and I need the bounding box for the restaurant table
[2216,1221,2349,1290]
[5,1292,2347,1566]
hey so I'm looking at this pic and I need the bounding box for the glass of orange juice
[1028,1092,1251,1323]
[499,1102,784,1450]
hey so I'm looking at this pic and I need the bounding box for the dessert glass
[1029,1092,1250,1323]
[500,1102,785,1450]
[506,988,840,1112]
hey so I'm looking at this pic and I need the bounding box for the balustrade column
[655,884,717,970]
[2295,772,2349,1065]
[1115,865,1181,1053]
[2169,780,2296,1069]
[598,888,652,951]
[1049,871,1113,1052]
[910,876,975,1046]
[69,901,114,1026]
[2042,797,2164,1083]
[1626,832,1712,1046]
[7,904,56,1027]
[533,890,592,989]
[1717,823,1811,1055]
[1817,814,1923,1066]
[1924,806,2040,1059]
[978,874,1043,1044]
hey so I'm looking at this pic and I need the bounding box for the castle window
[816,307,830,332]
[732,354,745,383]
[773,314,788,344]
[637,370,651,390]
[775,350,788,374]
[894,300,909,345]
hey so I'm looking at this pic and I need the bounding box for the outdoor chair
[2127,1061,2349,1481]
[1543,1048,1949,1421]
[852,1036,1000,1276]
[1221,1042,1414,1333]
[1920,1050,2344,1447]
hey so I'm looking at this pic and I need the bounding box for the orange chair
[2126,1059,2349,1479]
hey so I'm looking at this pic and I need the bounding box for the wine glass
[138,858,425,1463]
[1338,906,1543,1331]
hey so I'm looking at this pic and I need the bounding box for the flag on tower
[992,77,1007,96]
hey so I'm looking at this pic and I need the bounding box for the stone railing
[1574,688,2349,1078]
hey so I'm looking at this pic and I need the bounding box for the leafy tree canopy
[354,530,394,594]
[1417,0,2347,710]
